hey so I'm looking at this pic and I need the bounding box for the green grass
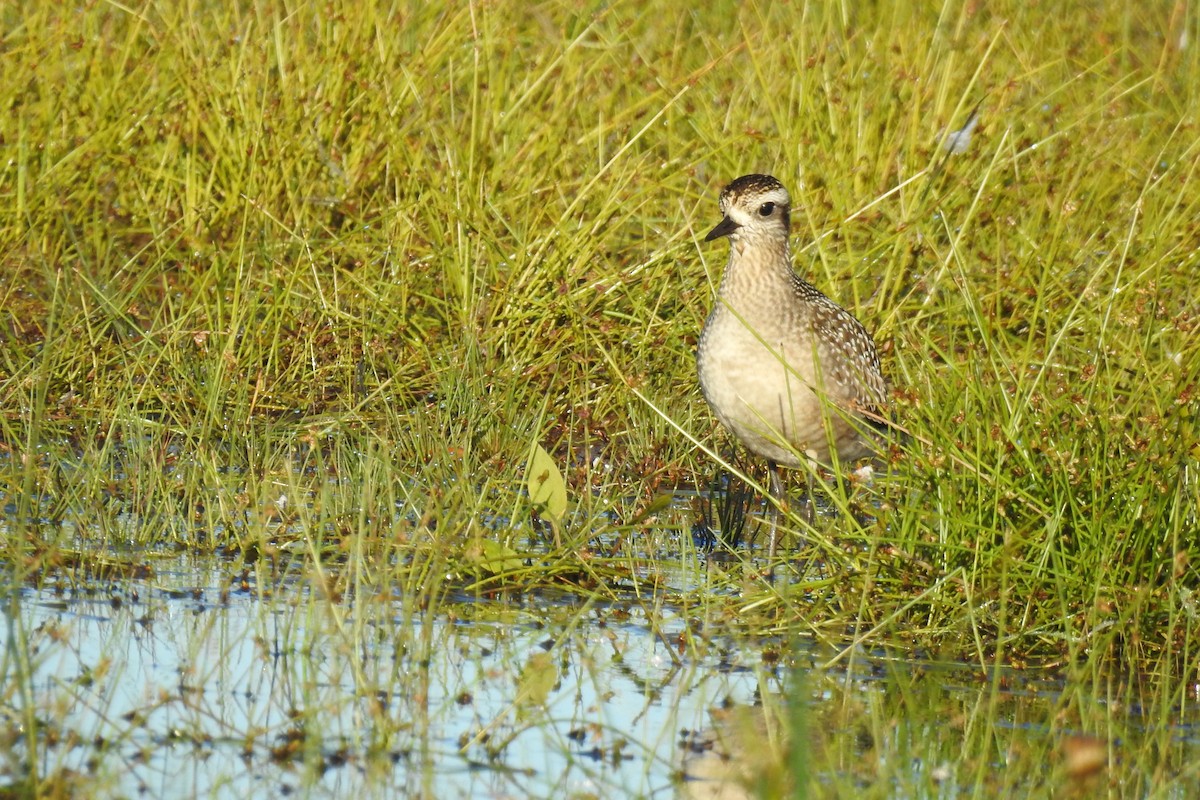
[2,0,1199,754]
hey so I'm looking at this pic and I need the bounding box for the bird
[696,173,888,558]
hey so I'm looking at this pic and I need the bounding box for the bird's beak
[704,215,740,241]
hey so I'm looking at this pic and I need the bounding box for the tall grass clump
[0,0,1196,677]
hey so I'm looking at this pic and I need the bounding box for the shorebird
[697,174,888,557]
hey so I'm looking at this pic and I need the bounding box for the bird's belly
[697,328,832,466]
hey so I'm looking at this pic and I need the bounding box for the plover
[697,174,888,556]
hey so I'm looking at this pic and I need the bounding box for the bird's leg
[768,461,784,561]
[803,468,816,526]
[766,462,818,562]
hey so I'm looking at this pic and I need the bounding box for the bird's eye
[758,202,775,217]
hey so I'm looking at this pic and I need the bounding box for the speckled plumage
[697,174,887,471]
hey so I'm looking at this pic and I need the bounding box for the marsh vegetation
[2,0,1198,796]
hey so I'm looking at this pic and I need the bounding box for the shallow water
[4,552,1200,798]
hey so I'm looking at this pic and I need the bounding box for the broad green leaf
[526,443,567,522]
[475,539,525,575]
[515,651,557,713]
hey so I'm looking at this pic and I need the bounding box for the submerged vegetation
[2,0,1199,795]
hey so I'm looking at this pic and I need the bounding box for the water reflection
[3,556,1199,798]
